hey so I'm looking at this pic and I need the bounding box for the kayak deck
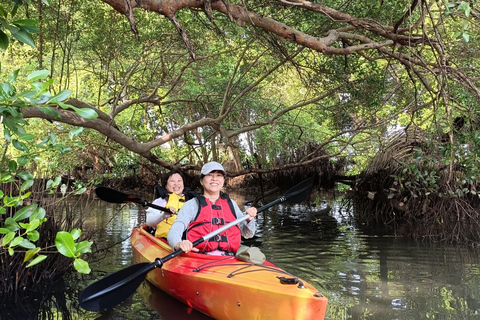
[131,225,327,320]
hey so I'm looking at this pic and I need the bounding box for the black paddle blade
[283,177,314,204]
[95,187,142,204]
[256,177,314,213]
[79,262,158,312]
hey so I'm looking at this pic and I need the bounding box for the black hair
[163,169,186,186]
[200,170,225,180]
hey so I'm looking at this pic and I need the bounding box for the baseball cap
[201,161,226,175]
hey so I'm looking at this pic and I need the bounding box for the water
[4,192,480,319]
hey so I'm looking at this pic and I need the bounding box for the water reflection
[4,192,480,320]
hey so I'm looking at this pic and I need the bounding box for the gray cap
[201,161,225,175]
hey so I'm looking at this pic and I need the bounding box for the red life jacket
[186,193,241,253]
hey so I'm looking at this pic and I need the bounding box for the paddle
[95,186,172,213]
[79,177,314,312]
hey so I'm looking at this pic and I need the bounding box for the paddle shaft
[136,199,172,213]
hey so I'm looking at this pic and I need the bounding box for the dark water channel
[6,191,480,320]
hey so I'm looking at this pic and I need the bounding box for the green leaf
[2,231,16,246]
[13,204,36,221]
[12,19,38,27]
[12,139,28,152]
[70,228,81,240]
[20,179,34,191]
[19,238,36,249]
[75,187,87,195]
[0,6,8,18]
[48,89,71,103]
[36,106,61,118]
[26,255,47,267]
[30,207,46,220]
[20,218,40,232]
[17,155,29,166]
[68,105,98,119]
[73,141,85,149]
[3,196,18,207]
[4,127,12,142]
[24,247,41,262]
[8,160,17,173]
[5,217,20,231]
[12,30,35,48]
[69,127,84,139]
[27,69,49,82]
[50,132,57,145]
[17,171,33,181]
[55,231,76,258]
[9,69,20,82]
[75,240,92,255]
[27,230,39,241]
[19,133,35,141]
[0,30,9,51]
[10,236,24,247]
[8,247,14,256]
[0,228,11,234]
[73,258,91,274]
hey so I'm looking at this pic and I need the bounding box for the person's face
[165,173,184,195]
[201,171,225,194]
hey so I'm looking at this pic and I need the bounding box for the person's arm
[232,200,256,239]
[167,199,198,250]
[145,197,169,227]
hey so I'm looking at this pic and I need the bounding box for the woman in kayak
[146,170,196,238]
[167,161,257,255]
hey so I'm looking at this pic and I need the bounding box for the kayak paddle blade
[283,177,314,204]
[79,261,159,312]
[95,187,143,205]
[256,177,314,213]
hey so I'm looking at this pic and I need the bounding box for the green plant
[0,68,96,274]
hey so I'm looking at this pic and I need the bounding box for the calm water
[5,191,480,319]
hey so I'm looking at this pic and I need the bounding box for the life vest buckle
[211,217,225,225]
[212,234,228,242]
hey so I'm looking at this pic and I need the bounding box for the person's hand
[168,207,177,215]
[245,207,257,222]
[174,240,199,253]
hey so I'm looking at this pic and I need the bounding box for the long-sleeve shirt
[145,197,172,227]
[167,197,256,250]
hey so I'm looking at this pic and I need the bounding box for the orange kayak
[131,225,328,320]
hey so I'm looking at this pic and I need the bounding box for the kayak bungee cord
[191,258,304,288]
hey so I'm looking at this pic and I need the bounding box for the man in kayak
[167,161,257,255]
[145,170,197,238]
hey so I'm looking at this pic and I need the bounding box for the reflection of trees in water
[0,183,96,320]
[0,277,74,320]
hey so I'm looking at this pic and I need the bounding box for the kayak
[130,225,328,320]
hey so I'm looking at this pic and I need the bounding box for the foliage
[0,68,94,276]
[0,0,50,50]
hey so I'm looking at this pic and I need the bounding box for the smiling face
[200,171,225,197]
[165,173,184,195]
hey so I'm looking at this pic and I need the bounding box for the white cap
[201,161,225,175]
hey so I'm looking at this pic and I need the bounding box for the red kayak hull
[131,226,327,319]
